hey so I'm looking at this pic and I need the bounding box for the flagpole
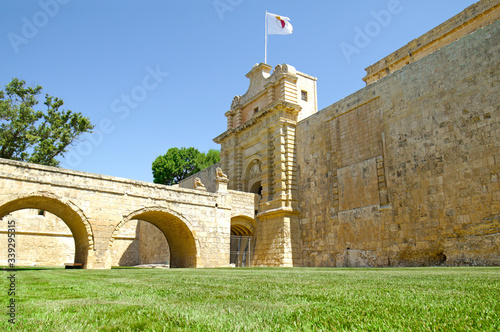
[265,10,268,64]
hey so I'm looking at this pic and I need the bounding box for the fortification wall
[296,20,500,267]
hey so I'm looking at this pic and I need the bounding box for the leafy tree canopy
[152,147,220,185]
[0,78,94,167]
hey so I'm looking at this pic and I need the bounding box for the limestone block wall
[296,71,318,121]
[110,219,140,266]
[296,20,500,267]
[0,209,75,266]
[138,221,170,265]
[228,189,258,242]
[111,219,170,267]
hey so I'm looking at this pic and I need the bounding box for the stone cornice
[257,206,301,219]
[213,100,301,143]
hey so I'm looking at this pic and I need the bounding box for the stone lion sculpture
[194,177,206,190]
[216,167,228,181]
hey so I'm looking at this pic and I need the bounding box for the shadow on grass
[1,266,65,271]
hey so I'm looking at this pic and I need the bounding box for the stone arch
[230,215,256,267]
[0,191,94,268]
[244,159,262,194]
[231,215,256,236]
[111,206,200,268]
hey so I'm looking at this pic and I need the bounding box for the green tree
[0,78,94,167]
[196,149,220,170]
[152,147,220,185]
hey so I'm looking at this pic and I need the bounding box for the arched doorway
[0,194,93,268]
[249,181,262,196]
[112,207,198,268]
[230,216,255,267]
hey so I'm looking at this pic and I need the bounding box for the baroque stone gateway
[1,0,499,268]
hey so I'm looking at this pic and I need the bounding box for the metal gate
[230,235,253,267]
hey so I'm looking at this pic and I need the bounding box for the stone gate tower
[214,63,317,266]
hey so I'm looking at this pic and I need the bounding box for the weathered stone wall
[138,221,170,265]
[227,190,258,219]
[0,210,75,266]
[110,219,170,266]
[110,218,140,266]
[296,20,500,267]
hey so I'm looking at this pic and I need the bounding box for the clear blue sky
[1,0,478,182]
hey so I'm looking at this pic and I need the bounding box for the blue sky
[1,0,478,182]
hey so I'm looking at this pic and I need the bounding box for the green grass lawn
[1,267,499,331]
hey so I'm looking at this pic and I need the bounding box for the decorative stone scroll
[231,95,242,110]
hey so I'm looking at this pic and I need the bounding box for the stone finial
[272,64,296,78]
[194,178,206,191]
[231,95,241,110]
[274,64,286,76]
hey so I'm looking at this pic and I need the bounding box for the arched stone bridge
[0,158,257,269]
